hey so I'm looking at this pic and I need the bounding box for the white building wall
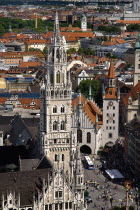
[134,51,140,86]
[103,99,119,145]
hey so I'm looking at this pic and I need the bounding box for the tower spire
[53,11,61,42]
[108,60,115,79]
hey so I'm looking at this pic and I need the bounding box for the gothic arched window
[56,71,60,83]
[53,106,57,113]
[51,90,54,97]
[60,121,65,130]
[56,48,60,61]
[61,105,65,113]
[53,121,57,130]
[77,129,82,143]
[87,132,91,143]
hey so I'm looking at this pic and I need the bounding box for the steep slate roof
[0,168,52,206]
[122,82,140,106]
[9,115,37,146]
[72,95,102,125]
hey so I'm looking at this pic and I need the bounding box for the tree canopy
[127,24,140,32]
[98,25,121,33]
[77,47,95,56]
[0,17,69,35]
[78,79,102,106]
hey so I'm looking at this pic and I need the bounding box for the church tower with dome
[134,34,140,86]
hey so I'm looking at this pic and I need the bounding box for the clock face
[108,101,113,106]
[107,114,114,122]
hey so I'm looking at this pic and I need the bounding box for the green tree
[127,24,140,32]
[72,20,81,28]
[0,25,6,35]
[78,79,102,105]
[43,46,48,57]
[67,48,76,54]
[98,25,121,33]
[29,48,42,52]
[84,48,95,56]
[77,47,84,54]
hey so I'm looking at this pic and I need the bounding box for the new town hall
[0,13,119,210]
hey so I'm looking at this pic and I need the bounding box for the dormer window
[109,90,112,95]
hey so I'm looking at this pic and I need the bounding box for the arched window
[56,71,60,83]
[56,48,60,61]
[60,121,65,130]
[87,132,91,143]
[61,105,65,113]
[53,121,57,130]
[77,129,82,143]
[78,177,80,184]
[110,80,112,86]
[62,154,64,161]
[55,154,58,162]
[52,48,54,62]
[64,90,67,97]
[53,106,57,113]
[109,90,112,95]
[51,90,54,97]
[50,73,54,84]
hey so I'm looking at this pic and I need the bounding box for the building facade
[103,60,120,145]
[40,12,86,209]
[134,34,140,86]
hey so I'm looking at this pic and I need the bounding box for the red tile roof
[19,62,42,68]
[105,87,117,99]
[72,95,102,125]
[122,82,140,106]
[116,20,140,24]
[108,60,115,79]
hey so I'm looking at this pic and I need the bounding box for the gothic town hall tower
[40,13,77,180]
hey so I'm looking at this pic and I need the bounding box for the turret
[95,113,98,133]
[102,84,105,99]
[88,85,92,100]
[8,25,12,33]
[74,143,85,205]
